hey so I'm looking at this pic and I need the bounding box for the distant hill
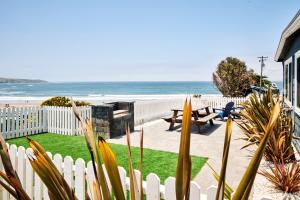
[0,77,47,83]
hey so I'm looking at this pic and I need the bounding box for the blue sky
[0,1,299,82]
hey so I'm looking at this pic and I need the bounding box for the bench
[113,109,128,116]
[193,113,218,133]
[162,114,183,123]
[162,114,183,130]
[194,113,218,124]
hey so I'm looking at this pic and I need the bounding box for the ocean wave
[0,91,25,95]
[0,94,224,103]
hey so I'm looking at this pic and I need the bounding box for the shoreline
[0,94,222,106]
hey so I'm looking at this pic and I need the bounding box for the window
[285,64,289,99]
[289,62,293,102]
[297,57,300,108]
[284,58,293,103]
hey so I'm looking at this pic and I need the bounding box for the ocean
[0,81,283,99]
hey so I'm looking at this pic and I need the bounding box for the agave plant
[27,137,78,200]
[237,89,295,163]
[259,156,300,193]
[0,135,31,200]
[212,99,281,199]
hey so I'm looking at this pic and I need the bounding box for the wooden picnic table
[163,105,218,133]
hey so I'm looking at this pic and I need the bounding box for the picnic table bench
[162,105,217,133]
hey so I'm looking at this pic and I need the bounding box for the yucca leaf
[206,163,234,199]
[126,126,140,200]
[176,99,192,200]
[98,136,125,200]
[0,133,31,200]
[232,101,280,200]
[140,128,144,200]
[92,181,102,200]
[0,178,18,199]
[216,118,232,200]
[72,101,111,200]
[27,137,77,200]
[27,143,77,200]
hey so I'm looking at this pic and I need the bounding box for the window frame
[284,57,293,107]
[295,50,300,114]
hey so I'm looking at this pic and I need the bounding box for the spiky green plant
[0,135,31,200]
[259,157,300,193]
[237,89,295,163]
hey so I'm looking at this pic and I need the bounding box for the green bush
[41,96,90,107]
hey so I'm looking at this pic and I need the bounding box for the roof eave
[275,11,300,62]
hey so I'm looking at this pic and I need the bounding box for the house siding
[284,31,300,59]
[282,32,300,150]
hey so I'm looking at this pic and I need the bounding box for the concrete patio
[108,118,254,190]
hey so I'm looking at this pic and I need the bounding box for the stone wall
[91,102,134,138]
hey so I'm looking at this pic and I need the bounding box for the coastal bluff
[0,77,47,83]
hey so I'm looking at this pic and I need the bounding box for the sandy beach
[0,94,205,107]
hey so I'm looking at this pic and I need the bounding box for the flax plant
[231,100,280,199]
[259,156,300,193]
[27,137,77,200]
[237,89,295,163]
[215,118,233,200]
[211,100,280,200]
[0,135,30,200]
[176,99,192,200]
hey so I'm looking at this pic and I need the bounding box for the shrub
[237,89,295,163]
[41,96,90,107]
[259,158,300,193]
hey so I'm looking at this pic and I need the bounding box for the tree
[251,73,272,88]
[213,57,253,97]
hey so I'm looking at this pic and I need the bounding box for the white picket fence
[199,96,247,109]
[134,96,248,125]
[0,106,47,139]
[0,96,248,138]
[45,106,91,136]
[134,99,185,125]
[1,144,271,200]
[0,106,91,139]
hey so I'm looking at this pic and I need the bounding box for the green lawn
[7,133,207,182]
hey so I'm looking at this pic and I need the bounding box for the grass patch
[7,133,207,182]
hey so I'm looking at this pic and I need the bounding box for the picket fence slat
[25,148,34,198]
[43,152,52,200]
[86,161,95,200]
[146,173,160,199]
[164,177,175,200]
[75,158,85,200]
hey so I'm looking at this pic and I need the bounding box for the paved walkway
[108,119,253,190]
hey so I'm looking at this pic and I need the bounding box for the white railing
[0,96,248,138]
[2,144,272,200]
[134,99,185,125]
[134,96,248,125]
[0,106,47,139]
[199,96,247,109]
[45,106,91,136]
